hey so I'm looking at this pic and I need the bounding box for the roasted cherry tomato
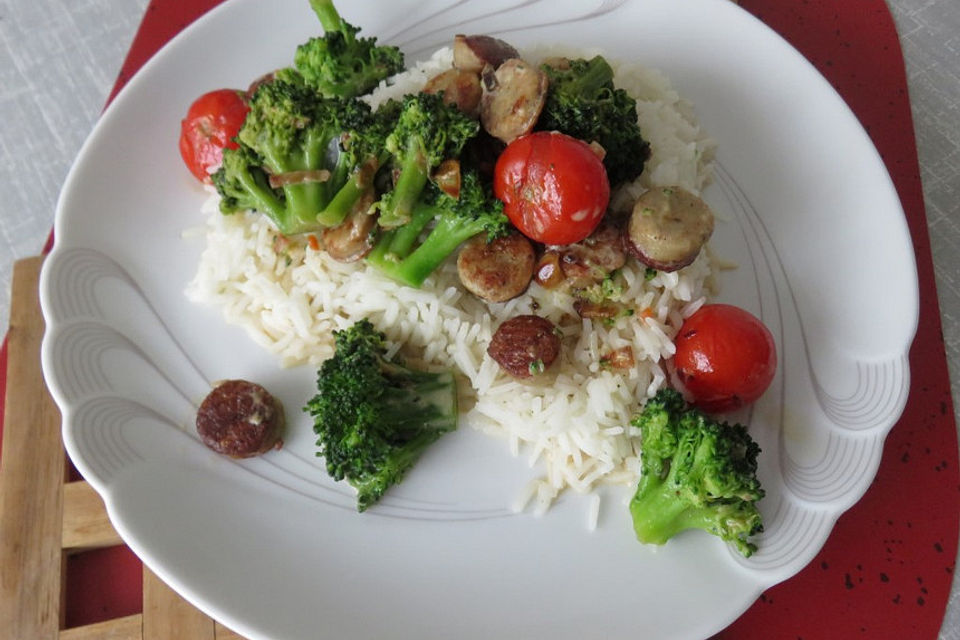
[494,131,610,245]
[672,304,776,413]
[179,89,249,183]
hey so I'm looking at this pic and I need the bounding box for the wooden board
[0,256,247,640]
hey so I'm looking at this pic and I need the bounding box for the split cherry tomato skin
[672,304,776,414]
[494,131,610,245]
[179,89,249,184]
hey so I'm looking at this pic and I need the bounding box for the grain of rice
[587,494,602,531]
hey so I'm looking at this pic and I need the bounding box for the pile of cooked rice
[185,46,717,521]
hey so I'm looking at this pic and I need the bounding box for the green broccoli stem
[379,368,459,433]
[378,137,429,229]
[319,157,379,227]
[309,0,349,38]
[372,201,436,260]
[630,479,709,546]
[630,473,760,556]
[257,129,334,232]
[368,206,487,288]
[276,183,322,231]
[392,215,486,286]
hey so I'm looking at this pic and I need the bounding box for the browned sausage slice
[423,68,483,117]
[457,232,535,302]
[196,380,285,458]
[625,186,714,272]
[453,34,520,73]
[548,223,627,288]
[480,58,549,144]
[488,315,561,378]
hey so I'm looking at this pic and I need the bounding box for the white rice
[185,46,717,512]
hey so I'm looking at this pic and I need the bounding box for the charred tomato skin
[672,304,776,413]
[494,131,610,245]
[179,88,249,183]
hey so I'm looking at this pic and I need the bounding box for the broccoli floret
[629,388,765,557]
[304,319,458,511]
[538,56,651,186]
[213,78,373,234]
[376,92,480,229]
[366,170,508,288]
[285,0,404,99]
[213,145,286,221]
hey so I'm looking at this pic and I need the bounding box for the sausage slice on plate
[423,68,483,117]
[480,58,549,144]
[457,232,535,302]
[625,186,714,272]
[453,34,520,73]
[537,223,627,289]
[196,379,285,458]
[488,315,561,378]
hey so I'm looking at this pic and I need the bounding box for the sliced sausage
[480,58,549,144]
[457,232,535,302]
[423,68,483,117]
[535,223,627,289]
[557,223,627,286]
[453,34,520,73]
[488,315,561,378]
[625,186,714,272]
[196,379,284,458]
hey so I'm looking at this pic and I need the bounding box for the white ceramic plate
[40,1,918,638]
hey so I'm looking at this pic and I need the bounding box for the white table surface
[1,0,958,636]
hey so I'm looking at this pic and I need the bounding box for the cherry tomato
[494,131,610,245]
[179,89,249,183]
[672,304,776,414]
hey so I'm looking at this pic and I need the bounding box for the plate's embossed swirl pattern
[714,163,910,568]
[814,357,911,430]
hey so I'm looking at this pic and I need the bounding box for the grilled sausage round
[196,380,284,458]
[487,315,561,378]
[625,186,714,272]
[424,68,483,117]
[537,223,627,289]
[480,58,549,144]
[457,232,535,302]
[453,34,520,73]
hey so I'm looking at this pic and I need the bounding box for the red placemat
[2,0,956,637]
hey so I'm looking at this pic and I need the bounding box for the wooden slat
[215,623,248,639]
[59,614,143,640]
[142,567,216,640]
[62,481,124,552]
[0,256,67,638]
